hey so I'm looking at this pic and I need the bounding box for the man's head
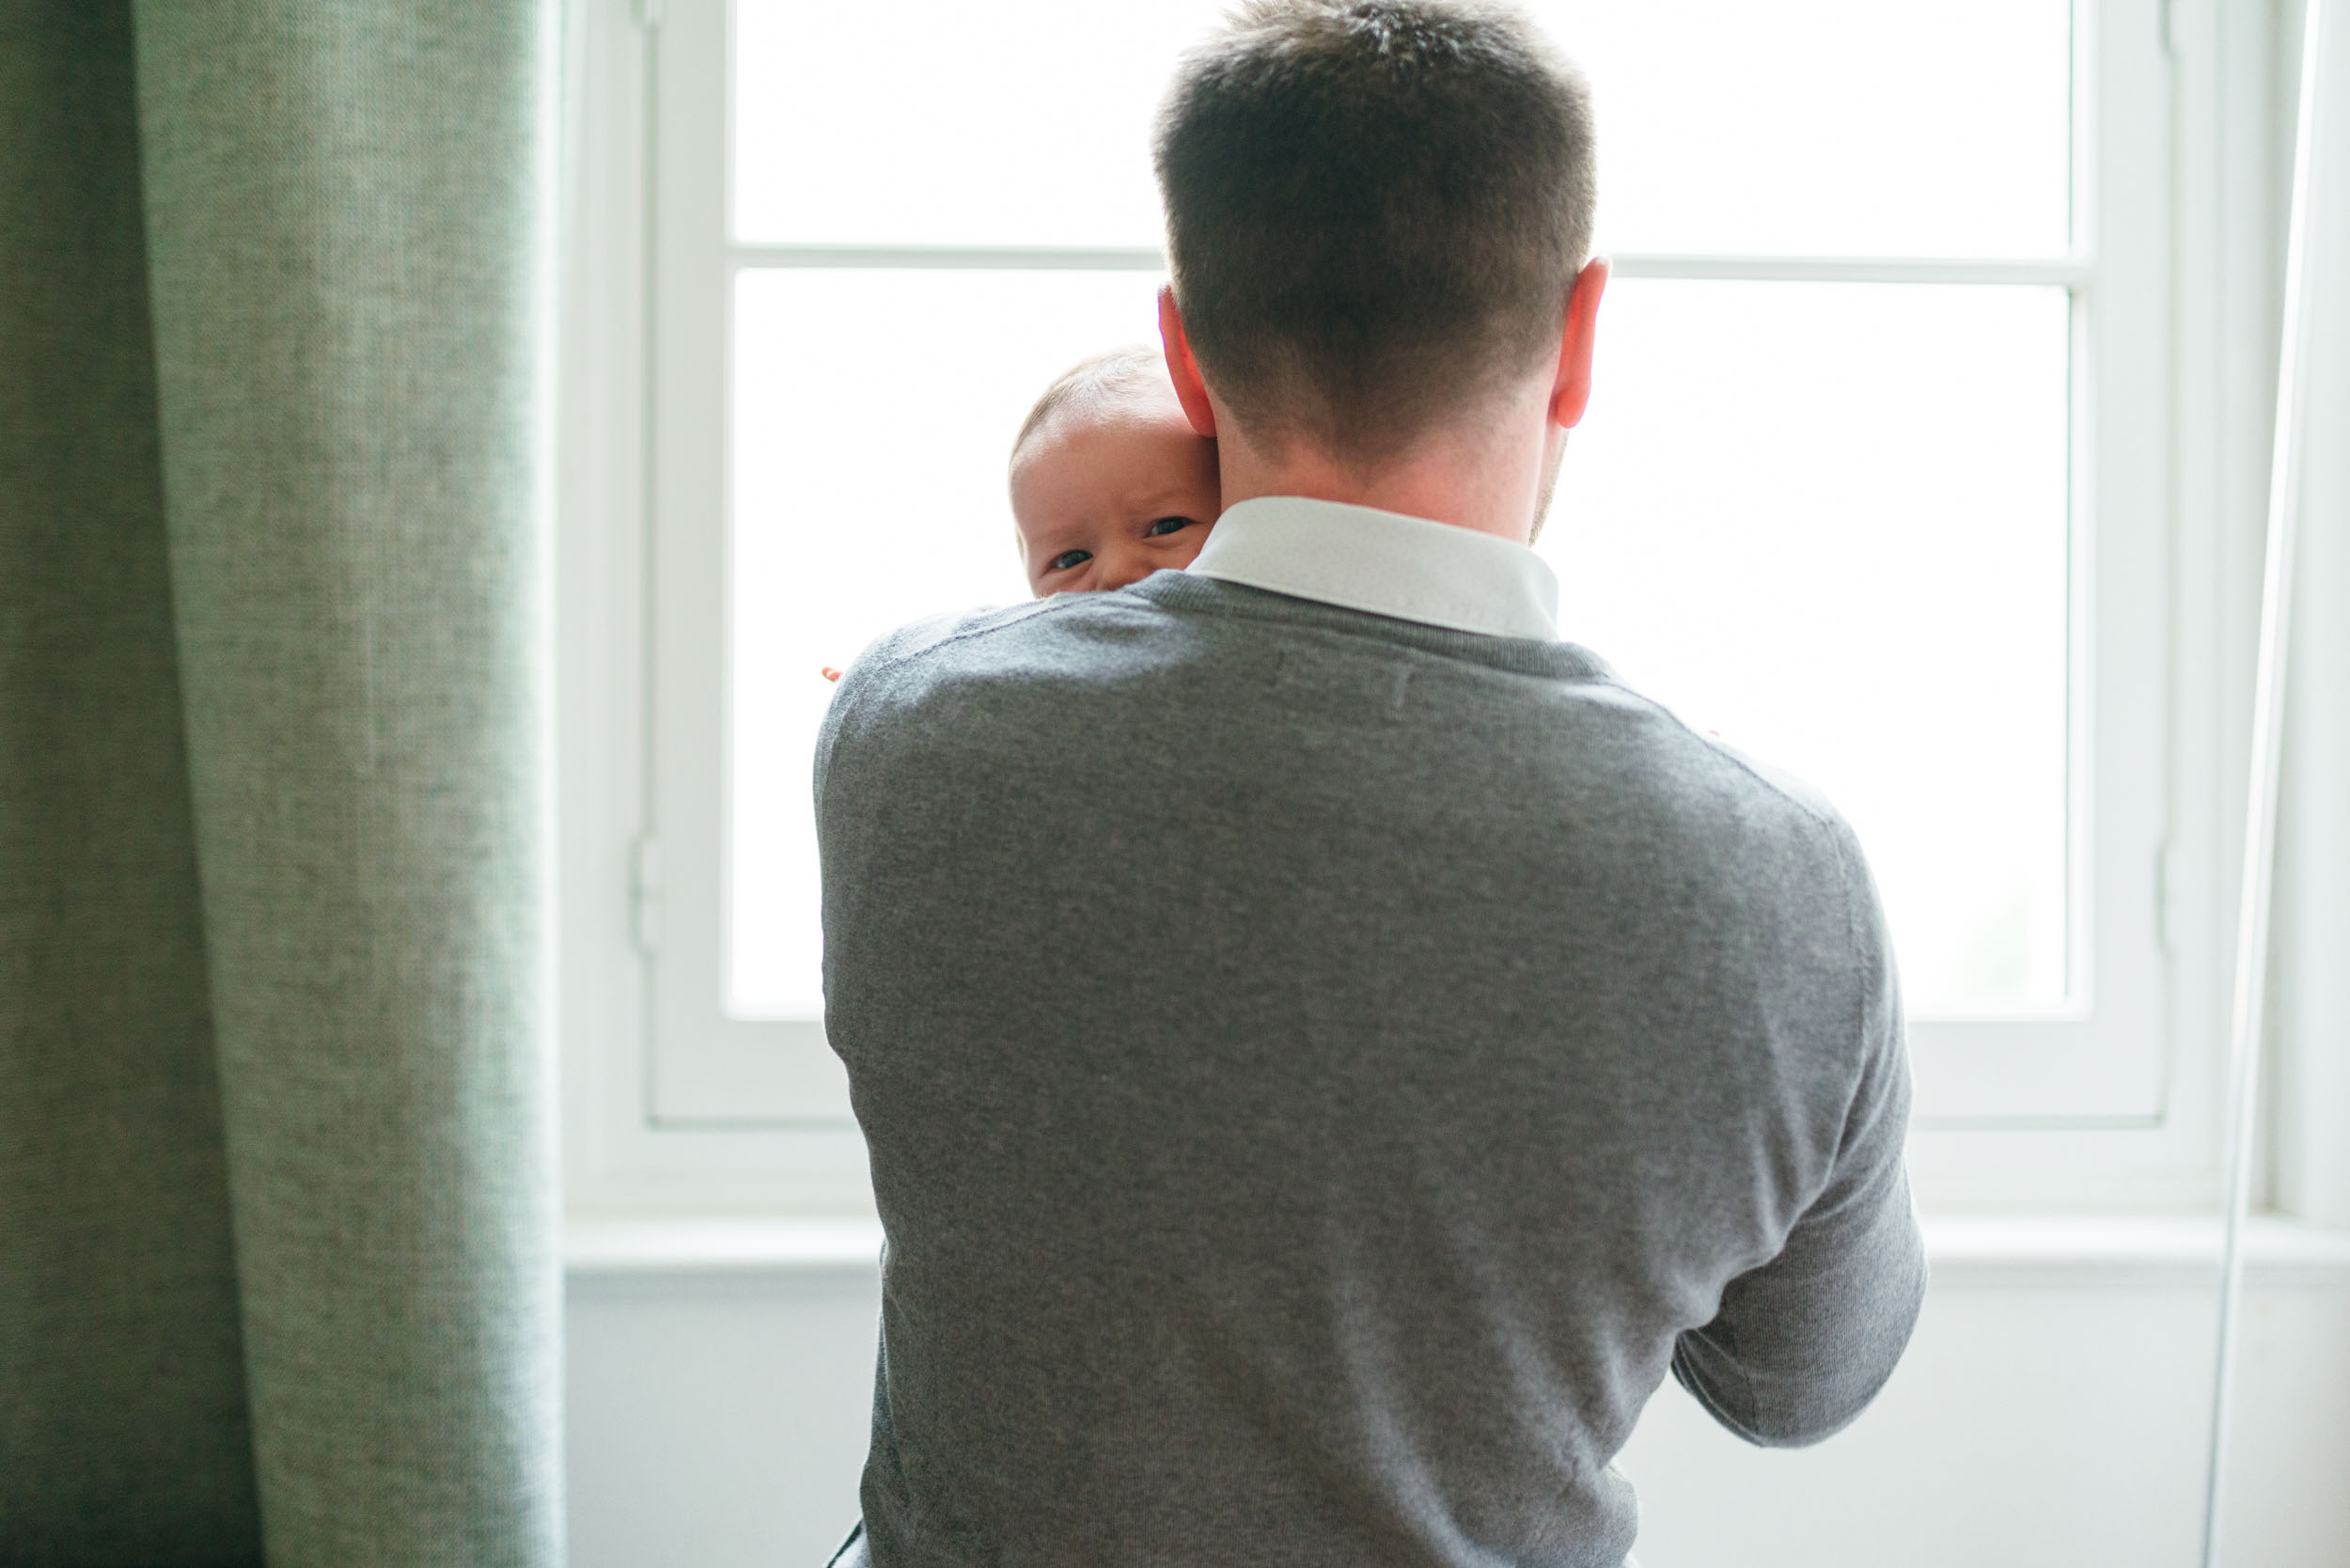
[1008,348,1223,597]
[1153,0,1601,517]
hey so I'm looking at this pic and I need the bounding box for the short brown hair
[1154,0,1595,463]
[1010,345,1171,465]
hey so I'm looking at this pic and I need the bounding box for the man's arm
[1670,826,1928,1448]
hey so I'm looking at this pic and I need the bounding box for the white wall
[566,1247,2350,1568]
[567,1265,878,1568]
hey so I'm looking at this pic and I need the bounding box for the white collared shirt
[1186,495,1560,641]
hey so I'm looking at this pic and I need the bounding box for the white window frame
[558,0,2275,1217]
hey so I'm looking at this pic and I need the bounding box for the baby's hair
[1010,345,1173,464]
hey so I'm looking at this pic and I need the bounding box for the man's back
[816,571,1924,1568]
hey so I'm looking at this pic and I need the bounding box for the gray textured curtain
[1,4,560,1564]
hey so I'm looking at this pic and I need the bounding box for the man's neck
[1211,402,1563,548]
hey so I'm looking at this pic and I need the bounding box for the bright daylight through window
[725,0,2078,1029]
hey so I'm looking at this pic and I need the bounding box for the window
[566,0,2222,1213]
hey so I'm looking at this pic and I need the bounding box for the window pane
[1542,279,2071,1013]
[734,0,1228,249]
[728,267,1168,1017]
[1529,0,2072,257]
[733,0,2070,259]
[729,273,2072,1022]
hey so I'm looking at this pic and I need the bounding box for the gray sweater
[814,571,1926,1568]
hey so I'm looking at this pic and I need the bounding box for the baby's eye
[1049,548,1093,572]
[1144,516,1199,538]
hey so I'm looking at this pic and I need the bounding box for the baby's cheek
[1167,525,1214,569]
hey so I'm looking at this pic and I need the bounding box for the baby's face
[1009,390,1221,597]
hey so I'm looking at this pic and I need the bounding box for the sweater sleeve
[1669,821,1928,1448]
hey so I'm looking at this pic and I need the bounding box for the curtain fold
[2,2,560,1562]
[0,6,263,1560]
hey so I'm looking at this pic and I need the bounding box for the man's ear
[1546,257,1610,431]
[1158,286,1219,439]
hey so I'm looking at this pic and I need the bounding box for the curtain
[1,3,560,1563]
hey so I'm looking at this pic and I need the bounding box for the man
[814,3,1926,1563]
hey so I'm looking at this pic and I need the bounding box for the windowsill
[567,1216,885,1284]
[562,1215,2350,1296]
[1919,1215,2350,1283]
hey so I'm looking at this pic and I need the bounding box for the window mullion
[727,243,2092,290]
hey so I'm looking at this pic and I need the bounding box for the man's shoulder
[824,589,1869,885]
[843,587,1179,683]
[1662,718,1855,842]
[842,597,1075,681]
[814,590,1176,770]
[1559,684,1874,913]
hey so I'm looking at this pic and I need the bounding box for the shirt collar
[1185,495,1560,641]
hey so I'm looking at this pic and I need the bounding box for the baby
[824,349,1216,685]
[1007,346,1222,596]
